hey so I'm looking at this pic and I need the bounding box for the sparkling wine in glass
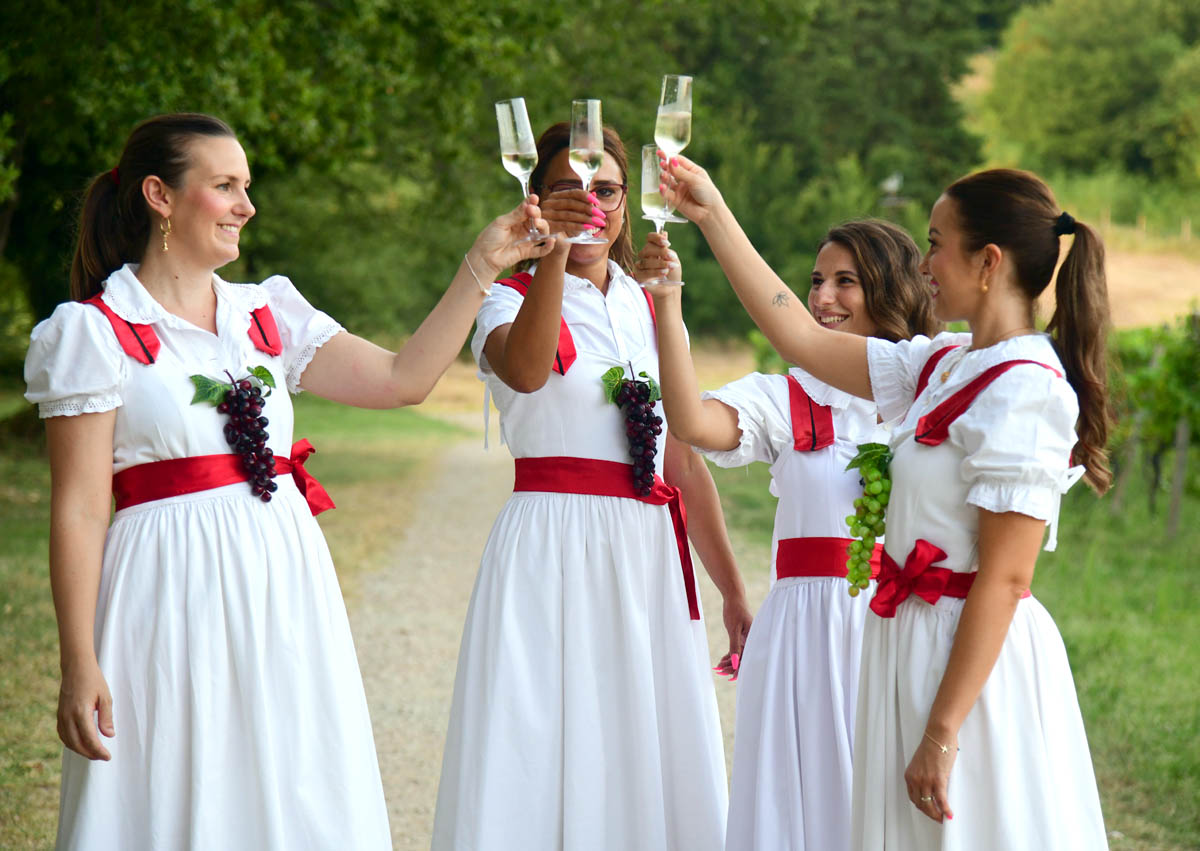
[654,75,693,157]
[639,144,684,287]
[654,75,692,224]
[495,97,544,244]
[565,98,608,245]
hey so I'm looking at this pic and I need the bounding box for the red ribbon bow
[276,439,336,516]
[869,539,954,618]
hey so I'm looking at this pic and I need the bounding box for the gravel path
[347,427,769,848]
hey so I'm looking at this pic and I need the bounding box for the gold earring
[160,217,172,253]
[981,280,988,293]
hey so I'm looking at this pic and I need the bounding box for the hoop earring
[160,217,172,253]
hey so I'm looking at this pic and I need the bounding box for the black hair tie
[1053,211,1076,236]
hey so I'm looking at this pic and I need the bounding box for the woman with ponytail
[25,112,559,850]
[660,157,1110,849]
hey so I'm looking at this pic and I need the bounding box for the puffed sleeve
[867,332,972,422]
[260,276,345,394]
[698,372,791,468]
[470,284,525,373]
[24,301,126,418]
[952,366,1084,550]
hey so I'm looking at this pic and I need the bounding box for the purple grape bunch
[616,377,664,496]
[216,376,277,502]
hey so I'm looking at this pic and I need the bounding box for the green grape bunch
[843,443,893,596]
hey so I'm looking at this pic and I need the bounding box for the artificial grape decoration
[843,442,893,596]
[190,366,279,502]
[602,366,664,497]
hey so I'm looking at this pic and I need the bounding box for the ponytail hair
[70,113,236,301]
[816,219,942,343]
[945,169,1112,493]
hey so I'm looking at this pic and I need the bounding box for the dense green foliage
[1,0,1013,366]
[982,0,1200,182]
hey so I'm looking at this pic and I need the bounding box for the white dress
[699,368,885,851]
[24,265,390,851]
[432,262,727,851]
[851,331,1107,850]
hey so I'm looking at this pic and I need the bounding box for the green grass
[0,390,463,849]
[707,452,1200,850]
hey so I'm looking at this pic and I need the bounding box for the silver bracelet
[463,253,492,296]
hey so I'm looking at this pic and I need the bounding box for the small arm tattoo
[772,290,790,307]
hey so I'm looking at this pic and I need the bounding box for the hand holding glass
[496,97,545,245]
[639,144,684,287]
[565,99,608,245]
[654,75,692,224]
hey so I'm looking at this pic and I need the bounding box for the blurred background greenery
[4,0,1195,359]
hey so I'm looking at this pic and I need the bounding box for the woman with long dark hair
[660,156,1109,849]
[25,112,556,849]
[638,219,940,850]
[432,123,750,851]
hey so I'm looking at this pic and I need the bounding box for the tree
[983,0,1197,176]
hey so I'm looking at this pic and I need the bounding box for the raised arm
[482,189,598,392]
[46,411,118,761]
[635,233,741,451]
[300,197,564,407]
[661,155,873,399]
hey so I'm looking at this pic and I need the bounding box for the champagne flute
[654,75,692,224]
[495,97,544,244]
[639,144,684,287]
[564,98,608,245]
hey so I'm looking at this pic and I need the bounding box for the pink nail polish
[731,652,740,671]
[670,158,679,168]
[588,192,598,202]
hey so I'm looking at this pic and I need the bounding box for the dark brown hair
[70,113,237,300]
[517,121,634,274]
[945,168,1111,493]
[816,219,941,343]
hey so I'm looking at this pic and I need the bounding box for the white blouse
[867,331,1084,553]
[25,263,342,471]
[470,261,681,462]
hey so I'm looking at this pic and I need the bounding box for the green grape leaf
[845,442,892,474]
[189,374,232,406]
[248,365,277,389]
[601,366,627,405]
[638,371,662,403]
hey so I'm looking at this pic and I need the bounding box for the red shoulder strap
[642,288,656,325]
[248,305,282,356]
[915,359,1063,446]
[914,344,960,401]
[786,375,835,452]
[495,273,577,375]
[82,293,160,365]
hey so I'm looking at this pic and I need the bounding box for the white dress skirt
[24,265,390,850]
[700,369,885,851]
[432,263,727,851]
[851,332,1108,850]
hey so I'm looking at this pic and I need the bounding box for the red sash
[785,375,835,452]
[495,274,658,377]
[776,536,882,580]
[83,293,282,363]
[111,439,334,516]
[512,456,699,620]
[869,538,1030,618]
